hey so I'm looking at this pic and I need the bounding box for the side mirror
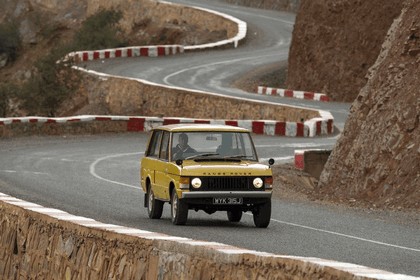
[176,159,183,166]
[268,158,275,166]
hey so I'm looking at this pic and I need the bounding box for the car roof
[153,123,250,133]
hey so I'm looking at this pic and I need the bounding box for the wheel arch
[145,176,151,191]
[143,177,152,208]
[169,181,176,202]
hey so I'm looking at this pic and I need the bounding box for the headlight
[253,178,263,188]
[191,178,202,189]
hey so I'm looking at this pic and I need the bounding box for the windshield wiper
[223,154,249,159]
[185,153,219,160]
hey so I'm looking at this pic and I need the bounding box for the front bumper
[181,191,272,199]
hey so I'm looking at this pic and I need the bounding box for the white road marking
[89,152,143,189]
[260,156,294,164]
[163,53,287,86]
[0,170,49,175]
[255,143,333,148]
[90,152,420,254]
[271,217,420,253]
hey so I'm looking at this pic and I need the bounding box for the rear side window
[159,131,170,160]
[146,130,162,157]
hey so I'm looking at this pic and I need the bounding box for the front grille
[191,176,261,191]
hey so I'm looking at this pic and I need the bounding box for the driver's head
[178,133,188,148]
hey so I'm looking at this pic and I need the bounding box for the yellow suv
[140,124,274,228]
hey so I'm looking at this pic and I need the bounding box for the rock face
[318,0,420,210]
[286,0,403,102]
[0,0,232,46]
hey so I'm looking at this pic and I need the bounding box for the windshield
[171,131,257,161]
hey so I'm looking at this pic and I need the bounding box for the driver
[172,133,196,160]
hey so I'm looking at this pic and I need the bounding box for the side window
[159,132,170,161]
[146,130,162,157]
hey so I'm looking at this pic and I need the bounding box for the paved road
[85,0,350,131]
[0,135,419,277]
[1,0,419,277]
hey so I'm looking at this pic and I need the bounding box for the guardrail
[0,114,333,138]
[68,45,184,62]
[257,86,330,102]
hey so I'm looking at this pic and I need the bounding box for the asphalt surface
[1,0,419,277]
[0,135,419,277]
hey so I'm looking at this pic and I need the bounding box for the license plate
[213,197,243,205]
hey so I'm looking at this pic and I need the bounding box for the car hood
[178,161,272,176]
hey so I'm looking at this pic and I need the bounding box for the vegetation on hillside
[0,21,21,63]
[0,9,125,117]
[0,21,21,117]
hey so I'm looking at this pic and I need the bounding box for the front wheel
[253,200,271,228]
[171,191,188,225]
[147,188,163,219]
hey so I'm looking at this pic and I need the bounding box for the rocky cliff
[317,0,419,210]
[286,0,403,102]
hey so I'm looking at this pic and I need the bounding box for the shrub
[73,9,125,50]
[17,8,125,116]
[0,83,19,117]
[0,21,21,62]
[19,44,79,116]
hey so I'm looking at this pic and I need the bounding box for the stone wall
[295,150,332,179]
[76,73,320,122]
[0,198,388,279]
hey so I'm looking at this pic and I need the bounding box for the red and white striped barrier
[294,150,307,170]
[68,45,184,62]
[66,1,247,62]
[0,114,333,137]
[306,110,334,137]
[257,86,330,102]
[158,0,247,51]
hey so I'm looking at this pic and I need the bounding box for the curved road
[86,0,350,130]
[1,0,419,277]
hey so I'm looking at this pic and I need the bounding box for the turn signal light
[179,177,190,189]
[264,177,273,189]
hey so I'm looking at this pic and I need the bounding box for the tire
[147,187,163,219]
[227,209,242,222]
[171,190,188,225]
[253,200,271,228]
